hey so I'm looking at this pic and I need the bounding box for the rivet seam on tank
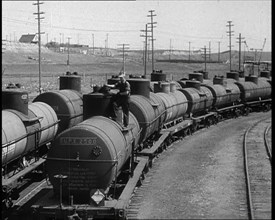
[92,146,102,157]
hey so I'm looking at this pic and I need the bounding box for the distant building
[19,34,38,44]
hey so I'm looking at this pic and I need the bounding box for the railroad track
[243,117,272,220]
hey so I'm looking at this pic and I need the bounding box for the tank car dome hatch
[46,115,139,204]
[226,71,239,81]
[154,82,170,93]
[127,78,150,98]
[151,71,166,82]
[83,93,113,120]
[189,73,203,83]
[59,75,81,92]
[2,90,29,115]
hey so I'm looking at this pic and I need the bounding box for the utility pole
[117,44,130,74]
[67,37,71,66]
[105,33,109,56]
[92,34,95,55]
[59,33,62,52]
[169,39,172,61]
[147,10,157,73]
[201,46,210,72]
[33,0,45,94]
[140,24,150,77]
[188,42,191,62]
[147,40,150,61]
[209,41,211,61]
[236,33,245,71]
[226,21,234,71]
[217,41,221,63]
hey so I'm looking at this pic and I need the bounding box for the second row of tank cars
[3,70,271,219]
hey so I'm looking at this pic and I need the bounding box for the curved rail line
[243,117,272,220]
[264,124,272,164]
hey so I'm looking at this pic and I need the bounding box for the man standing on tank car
[105,71,131,127]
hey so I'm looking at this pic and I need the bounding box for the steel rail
[243,116,270,220]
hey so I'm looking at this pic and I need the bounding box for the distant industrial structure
[18,34,38,44]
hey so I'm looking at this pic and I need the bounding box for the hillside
[2,41,272,66]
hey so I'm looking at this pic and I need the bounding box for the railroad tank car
[12,70,273,220]
[46,113,140,203]
[179,80,214,116]
[149,92,166,130]
[129,95,158,143]
[33,74,83,133]
[235,75,272,102]
[154,82,188,123]
[204,76,241,108]
[2,91,58,166]
[2,102,58,165]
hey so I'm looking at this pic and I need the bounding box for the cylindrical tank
[149,92,166,130]
[169,91,188,120]
[33,90,83,133]
[154,82,170,93]
[46,115,140,203]
[245,75,258,84]
[127,78,150,98]
[189,73,203,83]
[2,90,29,115]
[2,109,41,165]
[129,95,156,143]
[28,102,59,146]
[155,92,175,123]
[59,75,81,92]
[151,73,166,82]
[204,84,230,108]
[179,86,213,115]
[2,111,27,165]
[226,72,239,81]
[83,93,112,120]
[235,80,271,102]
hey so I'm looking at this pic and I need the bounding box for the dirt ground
[128,111,271,219]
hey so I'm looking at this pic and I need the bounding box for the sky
[2,0,272,52]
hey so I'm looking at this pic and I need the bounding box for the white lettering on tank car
[60,137,97,145]
[21,94,28,99]
[2,143,16,157]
